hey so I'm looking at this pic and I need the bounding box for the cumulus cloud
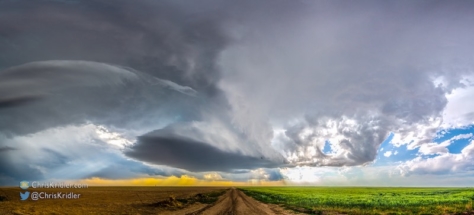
[271,114,391,166]
[398,140,474,176]
[219,0,474,167]
[442,83,474,128]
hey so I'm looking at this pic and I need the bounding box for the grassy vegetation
[240,187,474,215]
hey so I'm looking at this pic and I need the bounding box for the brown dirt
[184,188,302,215]
[0,186,301,214]
[0,186,225,214]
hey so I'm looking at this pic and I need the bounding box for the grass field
[240,187,474,215]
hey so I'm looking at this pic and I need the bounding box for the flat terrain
[241,187,474,215]
[3,186,473,214]
[0,186,298,215]
[0,186,227,214]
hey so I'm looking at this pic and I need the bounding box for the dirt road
[187,188,299,215]
[1,186,300,215]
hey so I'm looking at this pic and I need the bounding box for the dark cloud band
[126,125,283,172]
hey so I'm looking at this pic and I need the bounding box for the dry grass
[0,186,226,215]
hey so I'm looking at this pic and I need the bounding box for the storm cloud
[126,125,283,172]
[0,0,227,95]
[0,0,231,183]
[218,0,474,166]
[0,60,199,136]
[1,0,474,185]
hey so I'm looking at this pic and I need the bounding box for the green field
[239,187,474,215]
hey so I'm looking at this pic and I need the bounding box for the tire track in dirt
[186,188,300,215]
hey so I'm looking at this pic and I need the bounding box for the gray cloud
[274,113,391,166]
[0,0,238,183]
[0,124,187,185]
[83,156,185,180]
[0,146,16,152]
[1,0,474,185]
[0,0,228,95]
[0,60,199,137]
[0,60,203,185]
[125,124,284,172]
[0,60,139,108]
[218,0,474,166]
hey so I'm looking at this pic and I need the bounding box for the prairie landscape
[2,186,474,215]
[241,187,474,215]
[0,186,300,215]
[2,1,474,215]
[0,186,227,215]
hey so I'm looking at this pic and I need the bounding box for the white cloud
[417,133,473,155]
[418,143,449,155]
[280,166,325,183]
[95,126,133,149]
[442,84,474,128]
[280,165,474,186]
[203,172,223,181]
[271,114,389,166]
[398,140,474,175]
[451,133,474,141]
[462,140,474,156]
[384,151,393,157]
[390,118,442,150]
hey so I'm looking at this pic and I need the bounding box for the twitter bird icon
[20,191,30,200]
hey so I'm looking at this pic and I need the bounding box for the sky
[0,0,474,186]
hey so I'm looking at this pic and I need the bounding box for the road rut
[187,188,299,215]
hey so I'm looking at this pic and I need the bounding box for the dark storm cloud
[84,155,185,179]
[0,60,138,108]
[0,0,228,137]
[2,0,474,185]
[126,125,283,172]
[0,153,44,184]
[0,146,16,152]
[0,60,199,136]
[0,0,248,181]
[0,95,43,109]
[0,0,227,95]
